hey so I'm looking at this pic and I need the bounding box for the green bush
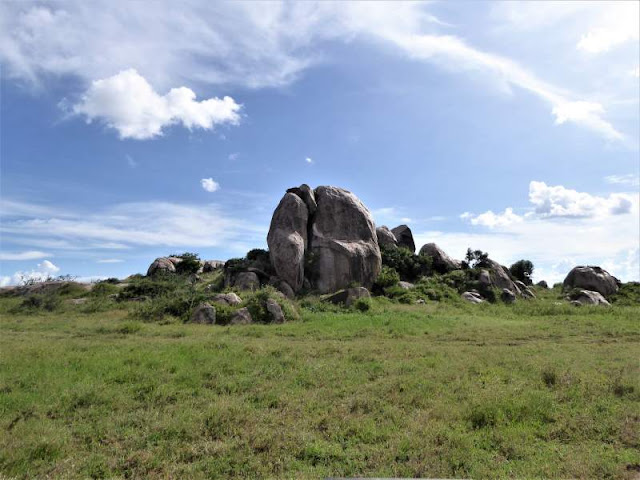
[610,282,640,306]
[353,297,372,312]
[12,294,62,313]
[373,266,400,293]
[119,276,180,300]
[509,259,534,285]
[380,245,432,282]
[89,282,119,297]
[243,287,299,323]
[170,252,202,275]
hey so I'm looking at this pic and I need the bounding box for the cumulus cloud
[529,181,633,217]
[0,250,51,260]
[97,259,123,263]
[305,157,314,164]
[469,208,523,228]
[576,2,639,54]
[200,178,220,193]
[72,69,241,139]
[2,259,61,286]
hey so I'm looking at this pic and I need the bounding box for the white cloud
[0,250,51,261]
[605,174,640,187]
[1,2,629,142]
[470,208,523,228]
[125,154,138,168]
[228,152,240,161]
[73,69,241,139]
[576,2,639,54]
[305,157,313,164]
[633,67,640,78]
[529,180,633,217]
[1,199,264,250]
[2,259,61,286]
[97,259,123,263]
[200,178,220,193]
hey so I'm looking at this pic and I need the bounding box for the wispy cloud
[0,250,51,261]
[605,174,640,187]
[305,157,314,164]
[97,258,124,263]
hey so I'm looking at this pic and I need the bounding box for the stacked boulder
[419,243,461,274]
[563,266,619,306]
[268,185,382,294]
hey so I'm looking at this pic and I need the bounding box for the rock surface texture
[325,287,371,307]
[268,185,381,294]
[419,243,461,273]
[147,257,176,276]
[190,303,216,324]
[376,226,398,249]
[563,266,619,297]
[462,291,484,304]
[570,289,611,306]
[391,225,416,253]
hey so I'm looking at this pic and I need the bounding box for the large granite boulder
[233,272,260,291]
[563,266,619,297]
[308,186,381,293]
[485,259,521,296]
[211,292,242,306]
[376,226,398,249]
[147,257,176,276]
[391,225,415,253]
[286,184,317,216]
[267,192,309,292]
[501,288,517,304]
[230,307,253,325]
[419,243,461,274]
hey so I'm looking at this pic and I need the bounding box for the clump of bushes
[169,252,202,275]
[243,287,300,324]
[12,294,62,313]
[610,282,640,306]
[380,245,432,282]
[509,259,534,285]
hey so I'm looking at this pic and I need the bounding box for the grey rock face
[536,280,549,289]
[419,243,461,273]
[515,280,536,299]
[211,292,242,306]
[269,277,295,299]
[286,184,317,216]
[267,192,309,292]
[230,307,253,325]
[486,259,521,296]
[325,287,371,307]
[234,272,260,291]
[501,288,517,304]
[190,303,216,324]
[570,289,610,306]
[309,186,381,293]
[479,269,491,288]
[563,266,619,297]
[265,299,285,323]
[391,225,415,253]
[147,257,176,276]
[376,226,398,249]
[202,260,225,273]
[462,291,484,304]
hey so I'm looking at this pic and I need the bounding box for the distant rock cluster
[142,184,624,309]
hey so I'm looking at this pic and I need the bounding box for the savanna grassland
[1,280,639,479]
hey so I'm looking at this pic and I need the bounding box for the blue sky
[1,1,639,285]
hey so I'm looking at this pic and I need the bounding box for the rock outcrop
[233,272,260,291]
[268,185,381,294]
[391,225,415,253]
[419,243,461,274]
[376,226,398,249]
[202,260,225,273]
[211,293,242,306]
[485,259,521,296]
[462,291,484,304]
[563,266,619,297]
[267,192,309,292]
[230,307,253,325]
[147,257,176,276]
[501,288,517,304]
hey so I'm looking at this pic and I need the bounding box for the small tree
[170,252,201,275]
[509,259,534,285]
[463,248,490,269]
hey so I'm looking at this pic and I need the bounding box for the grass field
[1,289,639,479]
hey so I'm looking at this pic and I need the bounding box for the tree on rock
[509,259,534,285]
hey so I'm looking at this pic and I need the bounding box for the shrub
[380,245,432,282]
[170,252,202,275]
[13,294,62,313]
[89,282,119,297]
[353,297,372,312]
[243,287,299,323]
[463,248,490,269]
[373,266,400,293]
[509,259,534,285]
[610,282,640,306]
[119,277,179,300]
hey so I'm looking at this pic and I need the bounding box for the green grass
[0,292,639,479]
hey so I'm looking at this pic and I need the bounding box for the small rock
[570,289,610,306]
[501,288,516,304]
[229,307,253,325]
[211,293,242,306]
[265,299,285,323]
[325,287,371,307]
[397,281,415,290]
[462,291,484,304]
[415,299,425,305]
[479,269,491,288]
[190,303,216,324]
[536,280,549,289]
[68,298,88,305]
